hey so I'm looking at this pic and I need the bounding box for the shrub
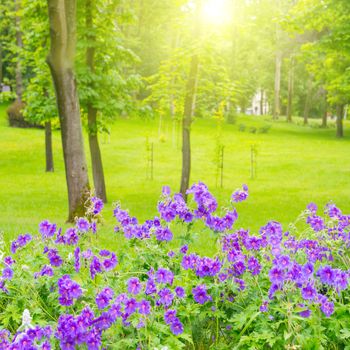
[7,100,42,129]
[0,185,350,349]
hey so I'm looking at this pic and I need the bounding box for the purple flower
[155,227,173,241]
[76,217,90,232]
[57,275,82,306]
[334,269,348,291]
[301,284,317,300]
[158,288,174,307]
[180,245,188,254]
[90,256,103,279]
[260,300,268,312]
[96,287,114,309]
[175,286,185,298]
[231,184,249,202]
[46,248,63,267]
[156,268,174,285]
[320,300,334,317]
[2,267,13,280]
[103,253,118,271]
[10,234,32,253]
[306,215,325,232]
[127,277,142,295]
[170,319,184,335]
[164,309,177,324]
[298,304,311,318]
[74,247,80,273]
[145,278,157,295]
[63,228,79,245]
[39,220,56,238]
[307,203,318,214]
[192,284,210,304]
[91,197,104,215]
[3,256,15,266]
[268,266,284,284]
[38,265,54,278]
[125,298,137,314]
[317,265,335,285]
[162,186,171,196]
[247,256,261,275]
[138,300,151,315]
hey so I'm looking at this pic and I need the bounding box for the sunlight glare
[202,0,232,25]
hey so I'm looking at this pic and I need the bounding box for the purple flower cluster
[91,197,104,215]
[88,250,118,279]
[39,220,56,239]
[182,254,222,278]
[44,247,63,267]
[164,310,184,335]
[192,284,211,304]
[231,184,249,202]
[114,204,173,241]
[34,265,54,279]
[96,287,114,309]
[0,326,52,349]
[10,234,32,254]
[58,275,82,306]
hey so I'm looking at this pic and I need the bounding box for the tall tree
[46,0,90,221]
[84,0,107,203]
[179,3,200,200]
[22,0,57,172]
[14,0,23,101]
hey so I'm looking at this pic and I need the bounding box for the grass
[1,102,350,254]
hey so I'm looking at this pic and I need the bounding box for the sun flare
[201,0,232,25]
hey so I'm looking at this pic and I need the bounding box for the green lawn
[1,103,350,253]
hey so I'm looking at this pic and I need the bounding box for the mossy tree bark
[46,0,89,221]
[86,0,107,203]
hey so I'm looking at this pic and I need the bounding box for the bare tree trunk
[260,89,264,115]
[180,1,200,201]
[45,121,54,172]
[14,0,23,101]
[322,90,327,128]
[47,0,90,221]
[86,0,107,203]
[286,56,294,123]
[303,79,312,125]
[336,104,344,138]
[273,51,282,120]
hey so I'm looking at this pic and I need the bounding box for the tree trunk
[286,56,294,123]
[14,0,23,101]
[273,51,282,120]
[336,104,344,138]
[260,89,264,115]
[322,90,327,128]
[86,0,107,203]
[303,79,312,125]
[45,121,54,172]
[180,1,200,201]
[0,44,3,85]
[47,0,90,221]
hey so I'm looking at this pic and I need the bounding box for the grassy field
[1,102,350,253]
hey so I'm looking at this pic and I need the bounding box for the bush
[0,184,350,349]
[225,111,236,125]
[7,100,41,129]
